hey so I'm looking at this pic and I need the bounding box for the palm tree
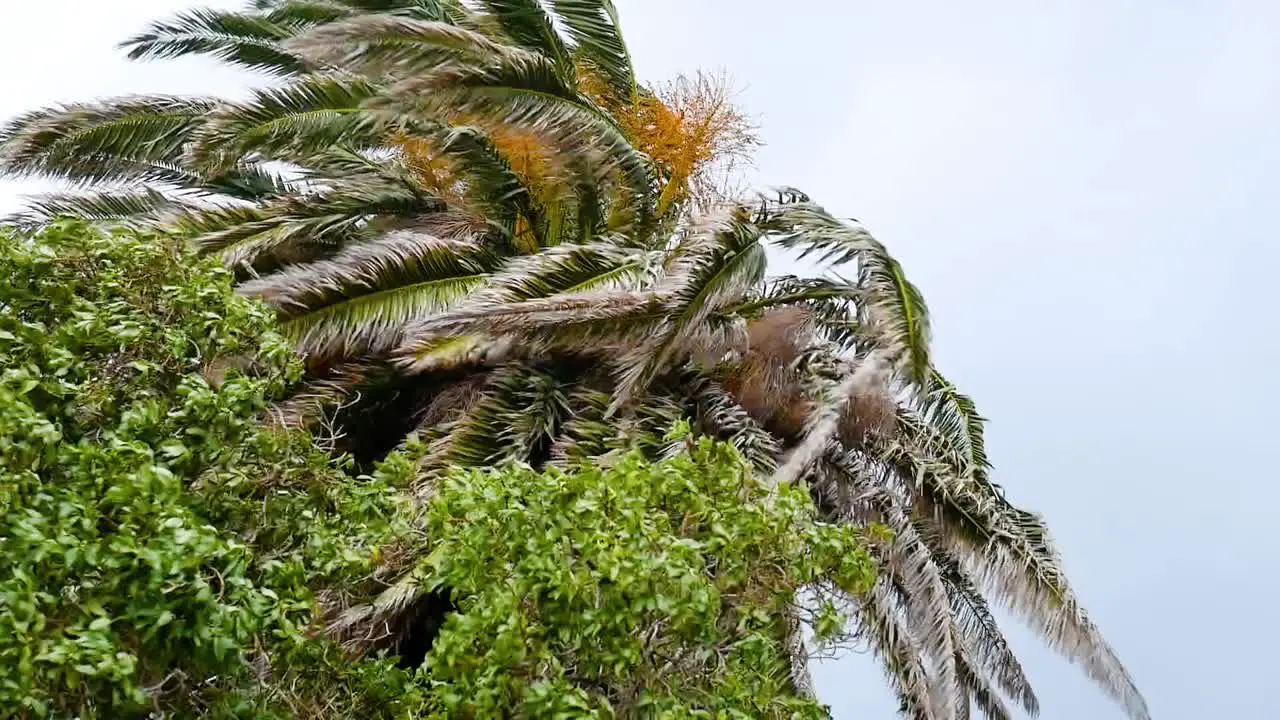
[0,2,1148,718]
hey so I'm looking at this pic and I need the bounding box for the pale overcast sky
[2,1,1278,718]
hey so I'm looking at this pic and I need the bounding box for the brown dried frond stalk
[841,381,899,447]
[722,309,899,451]
[721,309,813,441]
[746,307,812,367]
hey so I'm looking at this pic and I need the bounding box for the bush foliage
[0,221,874,718]
[0,221,415,718]
[415,432,876,718]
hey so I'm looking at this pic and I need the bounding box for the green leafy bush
[0,220,875,718]
[414,432,877,717]
[0,221,416,718]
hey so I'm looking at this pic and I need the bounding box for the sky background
[2,1,1278,718]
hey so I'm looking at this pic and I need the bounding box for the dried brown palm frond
[717,309,812,441]
[719,352,810,442]
[840,373,899,447]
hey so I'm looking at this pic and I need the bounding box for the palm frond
[773,351,887,487]
[848,476,960,720]
[472,241,649,303]
[5,188,195,228]
[687,377,779,475]
[933,542,1039,716]
[260,1,357,25]
[547,384,614,465]
[382,57,655,219]
[397,335,510,373]
[955,644,1013,720]
[121,7,310,75]
[244,228,496,357]
[772,202,931,385]
[492,367,573,462]
[726,275,861,318]
[267,361,381,430]
[887,421,1149,720]
[726,275,864,352]
[241,225,493,312]
[203,162,299,200]
[475,0,573,75]
[397,288,666,358]
[402,0,475,25]
[918,369,994,486]
[417,367,525,472]
[0,96,216,186]
[191,73,384,170]
[610,207,767,410]
[548,0,635,101]
[286,274,489,359]
[424,125,541,243]
[855,579,941,720]
[283,13,535,73]
[180,176,445,267]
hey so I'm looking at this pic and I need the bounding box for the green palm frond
[203,162,300,200]
[258,1,358,24]
[120,7,311,75]
[727,275,861,318]
[773,202,931,385]
[772,351,884,487]
[548,0,635,101]
[381,57,655,217]
[918,369,993,485]
[474,241,649,303]
[856,483,961,719]
[5,188,195,228]
[426,125,540,243]
[283,13,533,74]
[171,176,444,268]
[610,208,767,409]
[243,227,496,356]
[402,0,475,25]
[660,209,771,324]
[492,367,573,462]
[726,275,864,352]
[955,644,1014,720]
[475,0,573,75]
[0,96,216,185]
[398,288,666,356]
[886,423,1149,720]
[284,273,488,358]
[547,385,614,465]
[401,335,512,374]
[191,73,384,170]
[241,224,494,312]
[688,377,779,474]
[417,366,526,471]
[267,361,382,430]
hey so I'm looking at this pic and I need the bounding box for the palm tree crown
[0,2,1148,719]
